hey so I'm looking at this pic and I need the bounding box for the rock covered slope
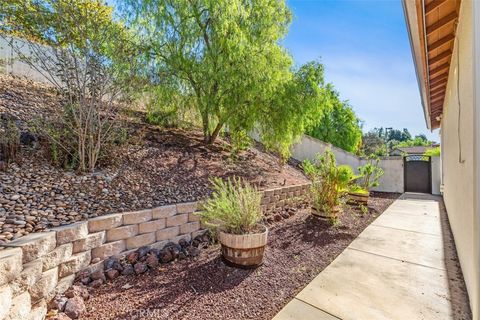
[0,74,308,242]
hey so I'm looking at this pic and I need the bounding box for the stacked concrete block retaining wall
[260,183,311,212]
[0,182,310,320]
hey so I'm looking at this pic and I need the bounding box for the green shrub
[197,177,263,235]
[227,130,253,159]
[145,108,179,128]
[424,147,440,157]
[357,157,384,191]
[302,150,353,224]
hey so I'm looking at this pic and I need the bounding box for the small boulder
[64,296,86,319]
[104,256,120,270]
[186,246,200,257]
[178,238,189,248]
[134,262,148,275]
[159,249,173,263]
[90,269,106,282]
[168,244,181,259]
[49,295,68,311]
[20,131,37,146]
[126,251,139,264]
[65,285,90,300]
[121,264,134,276]
[145,254,159,268]
[137,246,150,259]
[149,248,161,258]
[105,268,120,280]
[192,238,201,248]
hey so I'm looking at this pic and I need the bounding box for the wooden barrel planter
[219,226,268,268]
[311,205,341,218]
[347,191,370,205]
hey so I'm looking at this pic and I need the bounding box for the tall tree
[121,0,295,144]
[307,84,362,153]
[361,131,387,156]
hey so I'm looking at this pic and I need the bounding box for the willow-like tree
[307,84,362,153]
[122,0,324,154]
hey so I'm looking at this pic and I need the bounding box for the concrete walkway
[274,193,471,320]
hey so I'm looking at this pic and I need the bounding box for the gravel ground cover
[82,192,399,320]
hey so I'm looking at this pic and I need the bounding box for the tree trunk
[207,122,223,144]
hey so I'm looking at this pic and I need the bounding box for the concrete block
[188,212,201,222]
[123,209,152,225]
[138,219,165,234]
[55,274,75,296]
[156,226,180,241]
[9,232,56,263]
[42,243,73,271]
[166,214,188,227]
[176,202,197,214]
[82,260,104,277]
[10,258,42,296]
[53,222,88,245]
[6,290,31,320]
[59,251,91,278]
[91,240,126,260]
[28,299,47,320]
[106,224,138,242]
[72,231,105,254]
[152,205,176,219]
[29,267,58,303]
[88,214,122,232]
[0,285,12,320]
[125,233,155,250]
[180,221,200,235]
[0,248,22,286]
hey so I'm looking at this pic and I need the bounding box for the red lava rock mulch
[82,192,399,320]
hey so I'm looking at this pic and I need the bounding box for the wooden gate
[404,155,431,194]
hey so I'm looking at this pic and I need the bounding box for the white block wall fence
[0,36,52,84]
[290,135,441,194]
[0,183,310,319]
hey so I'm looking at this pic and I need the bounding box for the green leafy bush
[357,157,384,191]
[223,130,253,160]
[197,177,263,235]
[424,147,440,157]
[302,150,353,224]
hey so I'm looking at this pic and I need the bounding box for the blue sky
[284,0,438,141]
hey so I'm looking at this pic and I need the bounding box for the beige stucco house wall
[404,0,480,317]
[440,1,478,316]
